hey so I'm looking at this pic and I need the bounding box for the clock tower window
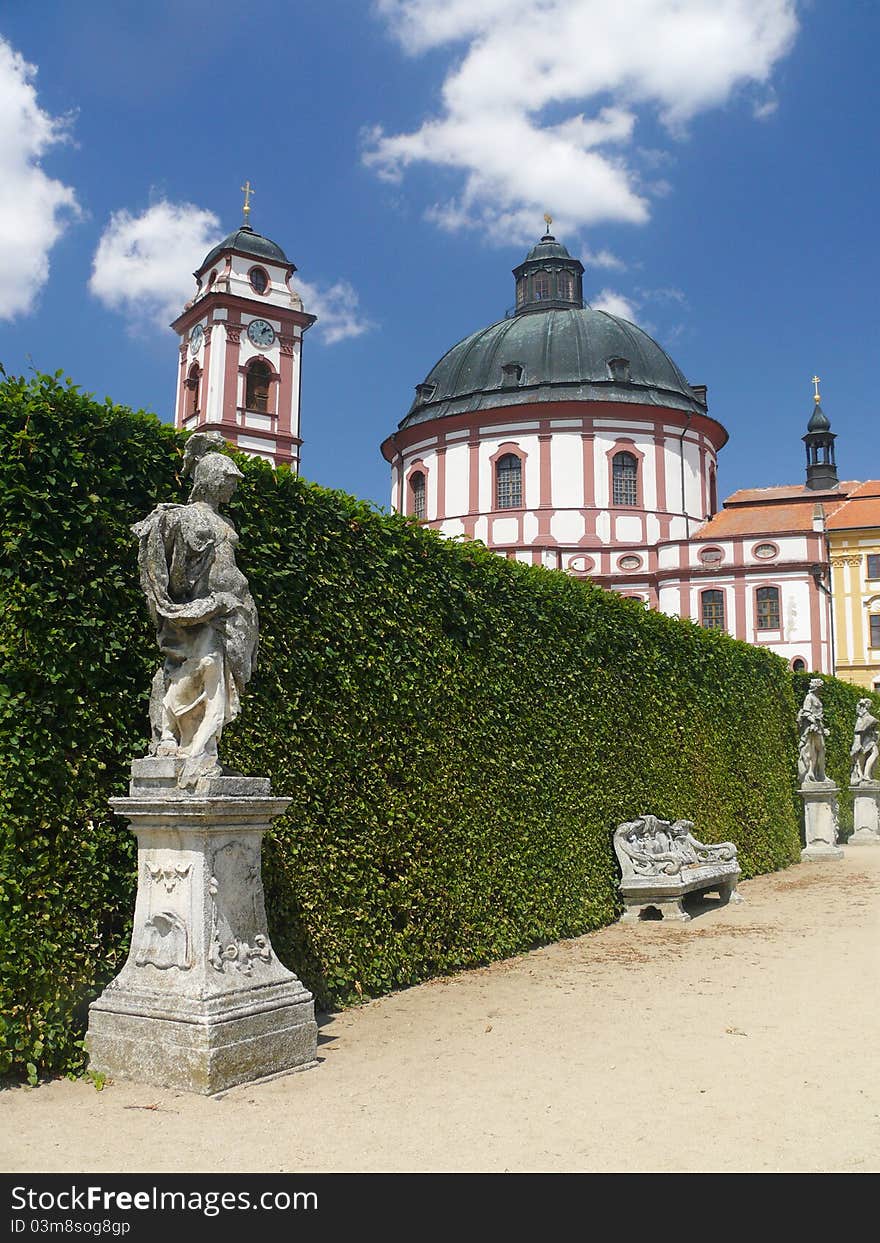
[248,266,269,295]
[186,363,200,418]
[245,359,272,413]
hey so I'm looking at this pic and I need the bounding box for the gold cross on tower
[241,180,255,225]
[543,211,553,233]
[812,374,821,404]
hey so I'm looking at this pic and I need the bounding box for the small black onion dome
[199,225,289,272]
[807,401,831,432]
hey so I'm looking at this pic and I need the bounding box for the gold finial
[812,374,821,404]
[241,180,255,225]
[543,211,553,233]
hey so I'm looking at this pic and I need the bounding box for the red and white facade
[170,230,315,467]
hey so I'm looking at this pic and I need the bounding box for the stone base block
[800,784,842,862]
[87,984,317,1095]
[800,844,845,862]
[850,786,880,844]
[848,829,880,846]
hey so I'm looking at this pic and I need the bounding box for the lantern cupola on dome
[512,216,585,313]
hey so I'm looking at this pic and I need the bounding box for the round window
[754,543,778,560]
[618,555,642,571]
[699,547,724,564]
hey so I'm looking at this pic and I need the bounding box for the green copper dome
[523,234,575,262]
[398,229,709,429]
[401,305,707,428]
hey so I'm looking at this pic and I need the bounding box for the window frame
[409,469,426,520]
[495,452,523,510]
[755,584,782,632]
[244,358,274,414]
[870,614,880,649]
[700,588,726,630]
[611,450,639,507]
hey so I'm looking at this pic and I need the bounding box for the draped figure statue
[797,678,829,785]
[850,698,879,785]
[133,432,258,781]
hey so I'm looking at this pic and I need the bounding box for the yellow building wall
[830,529,880,689]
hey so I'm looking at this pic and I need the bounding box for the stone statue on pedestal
[796,679,843,861]
[87,435,317,1093]
[849,698,880,845]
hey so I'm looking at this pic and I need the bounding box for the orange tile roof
[827,495,880,530]
[843,479,880,499]
[723,481,858,506]
[694,502,823,539]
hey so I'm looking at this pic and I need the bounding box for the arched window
[516,279,526,307]
[245,360,272,413]
[533,272,551,301]
[709,466,718,516]
[186,363,200,417]
[756,586,781,630]
[612,451,638,506]
[792,658,807,672]
[557,272,574,300]
[410,471,425,520]
[701,589,725,630]
[496,453,522,509]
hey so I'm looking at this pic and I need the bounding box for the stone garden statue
[132,431,258,783]
[88,429,317,1094]
[797,678,830,785]
[850,698,879,785]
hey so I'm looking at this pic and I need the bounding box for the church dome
[199,225,289,272]
[401,305,707,429]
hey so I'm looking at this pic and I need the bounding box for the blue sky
[0,1,877,507]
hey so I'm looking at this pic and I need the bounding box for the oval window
[699,547,724,564]
[754,543,778,560]
[618,554,642,571]
[249,267,269,294]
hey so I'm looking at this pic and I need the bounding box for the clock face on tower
[189,324,204,355]
[247,319,276,347]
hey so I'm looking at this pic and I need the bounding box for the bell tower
[170,184,316,468]
[803,376,838,491]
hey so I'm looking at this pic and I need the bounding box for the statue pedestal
[800,781,844,861]
[849,781,880,845]
[86,760,317,1095]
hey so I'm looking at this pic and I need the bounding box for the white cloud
[0,38,79,320]
[591,288,638,321]
[89,201,223,330]
[295,277,375,345]
[90,200,372,343]
[367,0,799,243]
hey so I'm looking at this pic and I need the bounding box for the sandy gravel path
[3,847,879,1174]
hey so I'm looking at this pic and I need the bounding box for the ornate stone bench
[614,814,743,923]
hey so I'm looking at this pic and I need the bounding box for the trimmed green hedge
[0,373,869,1081]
